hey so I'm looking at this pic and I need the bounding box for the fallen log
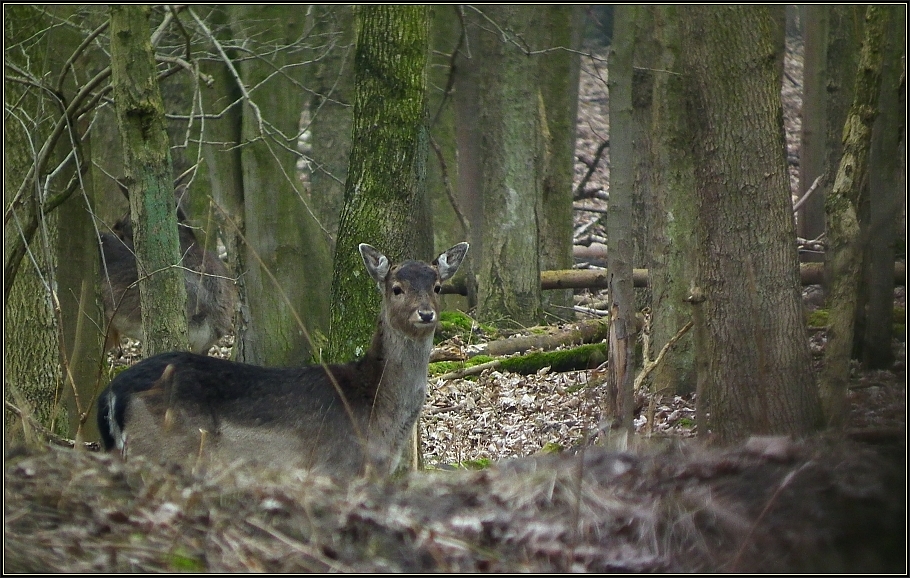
[469,317,610,358]
[442,262,905,294]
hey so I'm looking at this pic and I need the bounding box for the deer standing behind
[96,242,469,477]
[99,195,237,355]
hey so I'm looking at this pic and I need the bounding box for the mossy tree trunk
[474,5,543,327]
[859,5,905,370]
[110,5,189,357]
[820,5,886,426]
[228,5,334,367]
[649,6,697,398]
[680,6,823,444]
[328,5,431,362]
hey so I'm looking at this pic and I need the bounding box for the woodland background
[3,5,906,573]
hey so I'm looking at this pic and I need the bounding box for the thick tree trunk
[860,5,905,369]
[229,5,333,367]
[110,5,189,357]
[537,5,584,320]
[474,5,543,327]
[820,5,886,426]
[328,5,431,362]
[680,6,822,444]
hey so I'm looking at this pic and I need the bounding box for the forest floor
[5,40,906,573]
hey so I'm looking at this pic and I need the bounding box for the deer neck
[363,309,434,417]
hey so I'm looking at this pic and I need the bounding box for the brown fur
[97,242,469,477]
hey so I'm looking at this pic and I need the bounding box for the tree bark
[110,4,189,357]
[537,5,584,320]
[650,6,697,397]
[860,5,904,369]
[820,5,886,426]
[228,5,334,366]
[680,6,822,444]
[4,6,66,439]
[474,5,543,327]
[604,5,639,434]
[306,5,356,247]
[797,5,828,248]
[328,5,431,362]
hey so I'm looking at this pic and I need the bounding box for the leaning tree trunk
[110,4,189,357]
[328,5,432,362]
[681,6,823,444]
[820,5,886,426]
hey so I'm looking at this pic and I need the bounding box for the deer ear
[359,243,391,284]
[435,242,469,282]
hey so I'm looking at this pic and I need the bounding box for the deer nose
[418,309,436,324]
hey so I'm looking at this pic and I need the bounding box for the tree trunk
[474,5,543,327]
[649,6,697,397]
[820,5,886,426]
[537,5,584,320]
[453,7,484,308]
[305,5,356,247]
[229,5,334,366]
[110,5,189,357]
[860,5,904,369]
[604,5,639,435]
[4,6,66,440]
[797,5,829,248]
[427,6,472,317]
[196,6,245,359]
[680,6,822,444]
[328,5,431,362]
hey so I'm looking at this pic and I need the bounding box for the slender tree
[537,5,584,320]
[328,5,432,362]
[604,5,638,434]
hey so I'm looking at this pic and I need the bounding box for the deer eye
[434,285,441,294]
[393,286,403,296]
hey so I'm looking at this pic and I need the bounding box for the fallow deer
[99,199,237,355]
[96,242,469,477]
